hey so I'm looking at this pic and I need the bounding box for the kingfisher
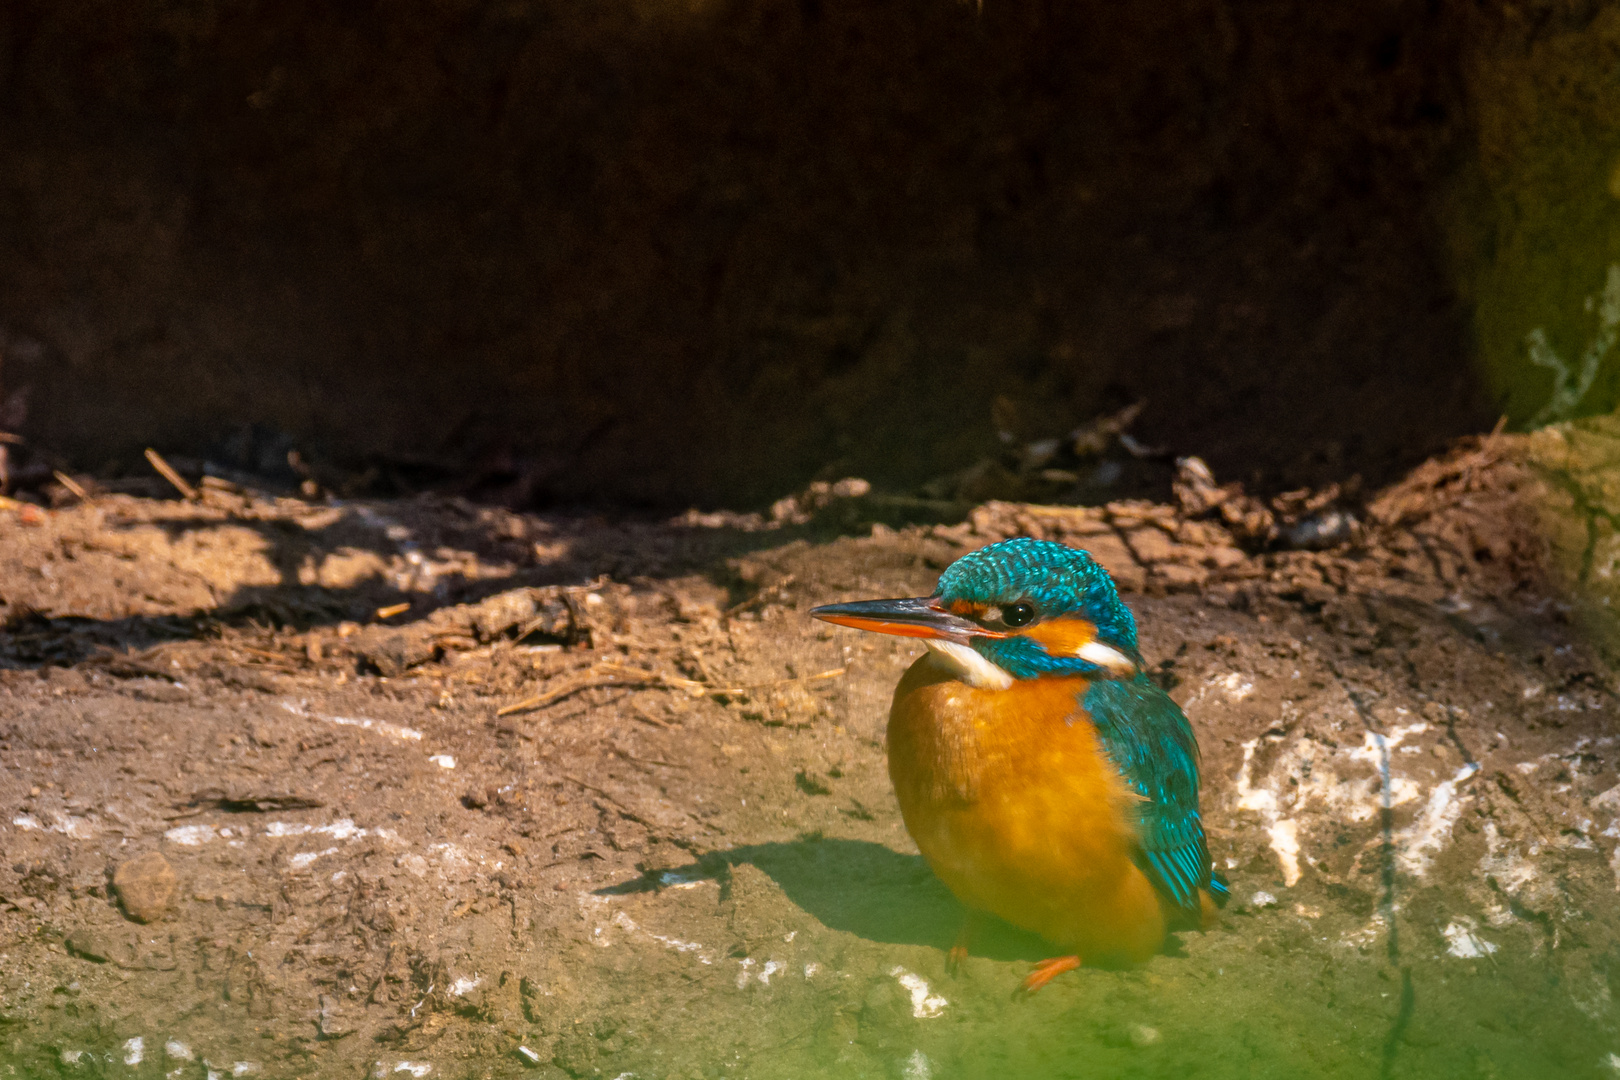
[810,537,1227,993]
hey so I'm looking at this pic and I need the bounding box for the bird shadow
[599,835,1054,964]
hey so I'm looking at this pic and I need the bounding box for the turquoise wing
[1081,674,1226,916]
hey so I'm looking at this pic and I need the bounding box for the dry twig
[145,448,198,500]
[495,662,846,717]
[724,574,796,616]
[52,471,88,500]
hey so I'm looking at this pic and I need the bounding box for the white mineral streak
[1216,672,1254,701]
[1442,918,1498,959]
[1396,763,1481,876]
[903,1050,933,1079]
[13,812,93,838]
[1232,720,1467,887]
[1570,975,1615,1021]
[368,1064,434,1079]
[1268,818,1302,887]
[589,901,715,965]
[889,967,948,1018]
[288,847,340,870]
[1338,912,1388,950]
[1477,821,1540,897]
[280,699,423,741]
[658,870,709,890]
[1233,739,1302,886]
[1588,786,1620,889]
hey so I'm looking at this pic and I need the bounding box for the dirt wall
[0,0,1492,507]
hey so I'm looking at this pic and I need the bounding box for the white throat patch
[926,640,1015,691]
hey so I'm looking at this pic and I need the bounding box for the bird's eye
[1003,602,1036,628]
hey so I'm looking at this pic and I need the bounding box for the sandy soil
[3,441,1620,1079]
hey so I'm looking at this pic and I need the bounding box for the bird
[810,536,1227,993]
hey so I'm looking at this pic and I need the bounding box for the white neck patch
[1074,639,1137,676]
[926,640,1014,691]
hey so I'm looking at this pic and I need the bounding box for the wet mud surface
[3,441,1620,1078]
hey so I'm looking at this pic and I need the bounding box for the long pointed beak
[809,596,999,641]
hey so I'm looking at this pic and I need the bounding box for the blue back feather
[1084,674,1216,916]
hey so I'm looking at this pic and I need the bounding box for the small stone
[1128,1024,1161,1048]
[353,629,435,677]
[1282,509,1357,550]
[318,993,353,1038]
[112,851,178,923]
[65,928,113,963]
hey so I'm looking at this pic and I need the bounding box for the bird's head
[810,537,1141,688]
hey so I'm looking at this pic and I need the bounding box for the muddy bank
[0,436,1618,1076]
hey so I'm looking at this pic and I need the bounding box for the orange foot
[1018,955,1082,996]
[946,914,981,977]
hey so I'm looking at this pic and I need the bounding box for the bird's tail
[1195,871,1231,930]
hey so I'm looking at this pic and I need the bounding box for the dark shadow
[0,611,203,671]
[0,493,957,670]
[600,836,1054,963]
[2,1,1492,508]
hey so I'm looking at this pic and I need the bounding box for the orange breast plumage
[886,650,1169,964]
